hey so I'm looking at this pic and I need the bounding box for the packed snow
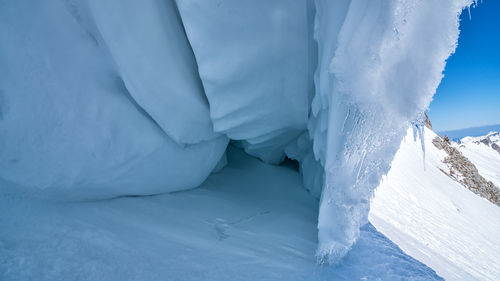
[0,147,443,281]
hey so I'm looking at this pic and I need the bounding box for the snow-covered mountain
[456,132,500,188]
[370,127,500,280]
[438,124,500,140]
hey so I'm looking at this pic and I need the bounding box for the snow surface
[456,132,500,187]
[370,127,500,281]
[0,147,442,281]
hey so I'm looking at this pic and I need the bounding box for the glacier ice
[176,0,316,163]
[86,0,220,144]
[0,0,473,263]
[0,0,228,200]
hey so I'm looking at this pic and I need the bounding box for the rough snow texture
[310,0,473,263]
[0,0,474,263]
[370,127,500,280]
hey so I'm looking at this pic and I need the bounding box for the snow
[312,0,473,262]
[0,0,479,266]
[0,0,228,199]
[86,0,220,144]
[175,0,314,163]
[370,127,500,281]
[456,132,500,187]
[0,147,442,280]
[438,124,500,140]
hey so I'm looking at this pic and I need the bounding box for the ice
[85,0,219,144]
[0,0,475,266]
[285,132,324,198]
[412,115,427,168]
[310,0,474,263]
[175,0,315,162]
[0,0,227,199]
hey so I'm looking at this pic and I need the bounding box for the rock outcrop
[433,136,500,206]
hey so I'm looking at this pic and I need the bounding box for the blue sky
[428,0,500,132]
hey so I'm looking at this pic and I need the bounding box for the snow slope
[456,132,500,187]
[370,127,500,280]
[0,147,442,280]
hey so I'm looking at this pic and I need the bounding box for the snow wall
[0,0,473,263]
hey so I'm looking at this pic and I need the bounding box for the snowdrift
[0,0,473,263]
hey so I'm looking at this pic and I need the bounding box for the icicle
[467,0,480,21]
[411,114,426,171]
[419,124,426,171]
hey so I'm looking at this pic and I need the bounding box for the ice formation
[176,0,315,163]
[0,0,228,200]
[0,0,473,263]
